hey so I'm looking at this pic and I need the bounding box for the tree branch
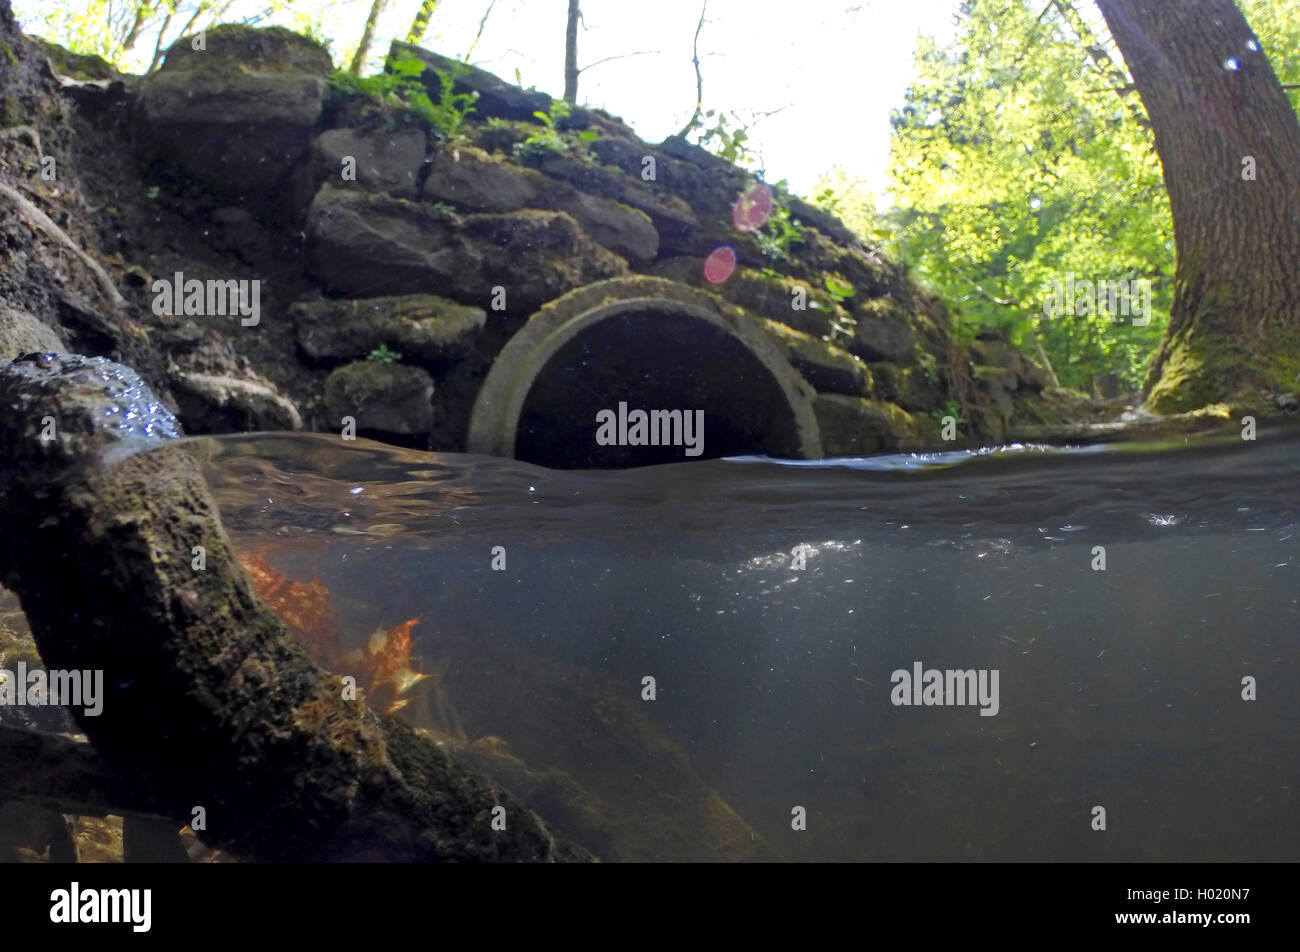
[677,1,708,138]
[578,49,658,74]
[464,0,499,62]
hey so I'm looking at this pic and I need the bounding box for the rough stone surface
[293,293,487,364]
[421,144,657,263]
[422,142,542,211]
[138,25,331,208]
[323,360,434,435]
[872,362,946,412]
[971,326,1051,391]
[647,257,852,341]
[305,186,627,312]
[394,41,550,121]
[850,296,918,364]
[813,394,921,456]
[760,319,872,396]
[0,306,66,357]
[313,127,428,198]
[526,149,699,250]
[172,369,304,433]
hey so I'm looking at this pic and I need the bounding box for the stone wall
[1,12,1065,463]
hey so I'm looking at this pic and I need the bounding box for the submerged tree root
[0,352,589,862]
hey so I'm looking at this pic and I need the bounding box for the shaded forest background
[15,0,1299,394]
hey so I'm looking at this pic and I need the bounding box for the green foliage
[691,110,757,167]
[931,399,963,424]
[1240,0,1300,95]
[824,276,855,304]
[328,53,422,99]
[330,54,477,139]
[513,99,598,164]
[811,167,897,249]
[367,344,402,363]
[13,0,337,73]
[881,0,1179,391]
[513,99,569,161]
[751,181,808,261]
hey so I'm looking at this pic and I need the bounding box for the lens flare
[731,182,773,233]
[703,245,738,284]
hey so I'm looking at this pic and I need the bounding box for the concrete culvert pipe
[467,277,823,468]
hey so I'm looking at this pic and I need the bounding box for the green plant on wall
[752,181,808,261]
[513,99,599,164]
[931,399,963,425]
[691,110,757,168]
[367,344,402,363]
[824,276,855,304]
[329,53,477,139]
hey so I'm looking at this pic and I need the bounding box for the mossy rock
[849,296,918,364]
[156,24,333,77]
[292,293,486,364]
[872,362,946,412]
[760,319,872,396]
[322,360,434,435]
[30,38,119,81]
[812,394,922,456]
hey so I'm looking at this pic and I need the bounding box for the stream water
[196,429,1299,862]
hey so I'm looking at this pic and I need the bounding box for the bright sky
[17,0,966,197]
[418,0,965,196]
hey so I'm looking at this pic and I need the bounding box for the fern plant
[513,99,599,164]
[328,54,477,140]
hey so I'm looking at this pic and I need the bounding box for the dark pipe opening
[515,310,802,468]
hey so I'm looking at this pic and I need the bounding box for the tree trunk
[563,0,580,104]
[350,0,388,75]
[1094,0,1300,413]
[0,354,588,862]
[406,0,439,45]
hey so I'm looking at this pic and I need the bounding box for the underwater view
[199,430,1300,863]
